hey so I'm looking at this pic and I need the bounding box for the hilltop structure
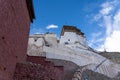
[27,25,120,80]
[60,25,86,46]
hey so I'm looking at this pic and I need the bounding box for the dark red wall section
[0,0,31,80]
[14,56,64,80]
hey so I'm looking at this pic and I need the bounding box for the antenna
[104,45,106,52]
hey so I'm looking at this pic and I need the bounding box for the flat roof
[60,25,84,36]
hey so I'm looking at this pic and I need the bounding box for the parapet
[61,25,84,36]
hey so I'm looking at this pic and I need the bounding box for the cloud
[88,32,104,48]
[105,31,120,52]
[90,0,120,52]
[100,1,114,15]
[46,24,58,29]
[93,0,119,21]
[113,10,120,30]
[103,15,112,36]
[93,14,102,21]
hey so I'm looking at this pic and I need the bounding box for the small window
[46,44,50,47]
[65,42,69,44]
[34,38,38,42]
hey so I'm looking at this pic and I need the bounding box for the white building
[60,25,86,46]
[27,25,120,78]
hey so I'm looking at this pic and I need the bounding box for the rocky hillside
[99,52,120,64]
[81,69,120,80]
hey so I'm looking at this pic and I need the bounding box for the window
[65,42,69,44]
[68,39,70,41]
[34,38,38,42]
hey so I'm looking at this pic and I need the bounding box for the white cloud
[105,31,120,52]
[100,6,113,15]
[90,0,120,52]
[100,1,114,15]
[95,44,105,51]
[46,24,58,29]
[113,10,120,30]
[93,0,118,21]
[91,32,102,38]
[88,32,104,47]
[93,14,102,22]
[103,15,112,36]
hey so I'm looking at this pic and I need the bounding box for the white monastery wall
[77,34,86,46]
[44,34,57,47]
[60,32,78,44]
[29,37,44,46]
[43,46,120,78]
[27,30,120,78]
[60,32,86,46]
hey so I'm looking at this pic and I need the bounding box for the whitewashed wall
[28,37,44,46]
[27,33,120,78]
[44,34,57,47]
[43,46,120,78]
[60,32,86,46]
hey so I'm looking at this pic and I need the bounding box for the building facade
[27,25,120,79]
[60,25,86,46]
[0,0,35,80]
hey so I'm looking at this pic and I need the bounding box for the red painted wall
[14,56,64,80]
[0,0,32,80]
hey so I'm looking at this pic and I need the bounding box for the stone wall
[13,56,64,80]
[47,59,79,80]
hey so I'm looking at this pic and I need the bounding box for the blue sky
[30,0,120,52]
